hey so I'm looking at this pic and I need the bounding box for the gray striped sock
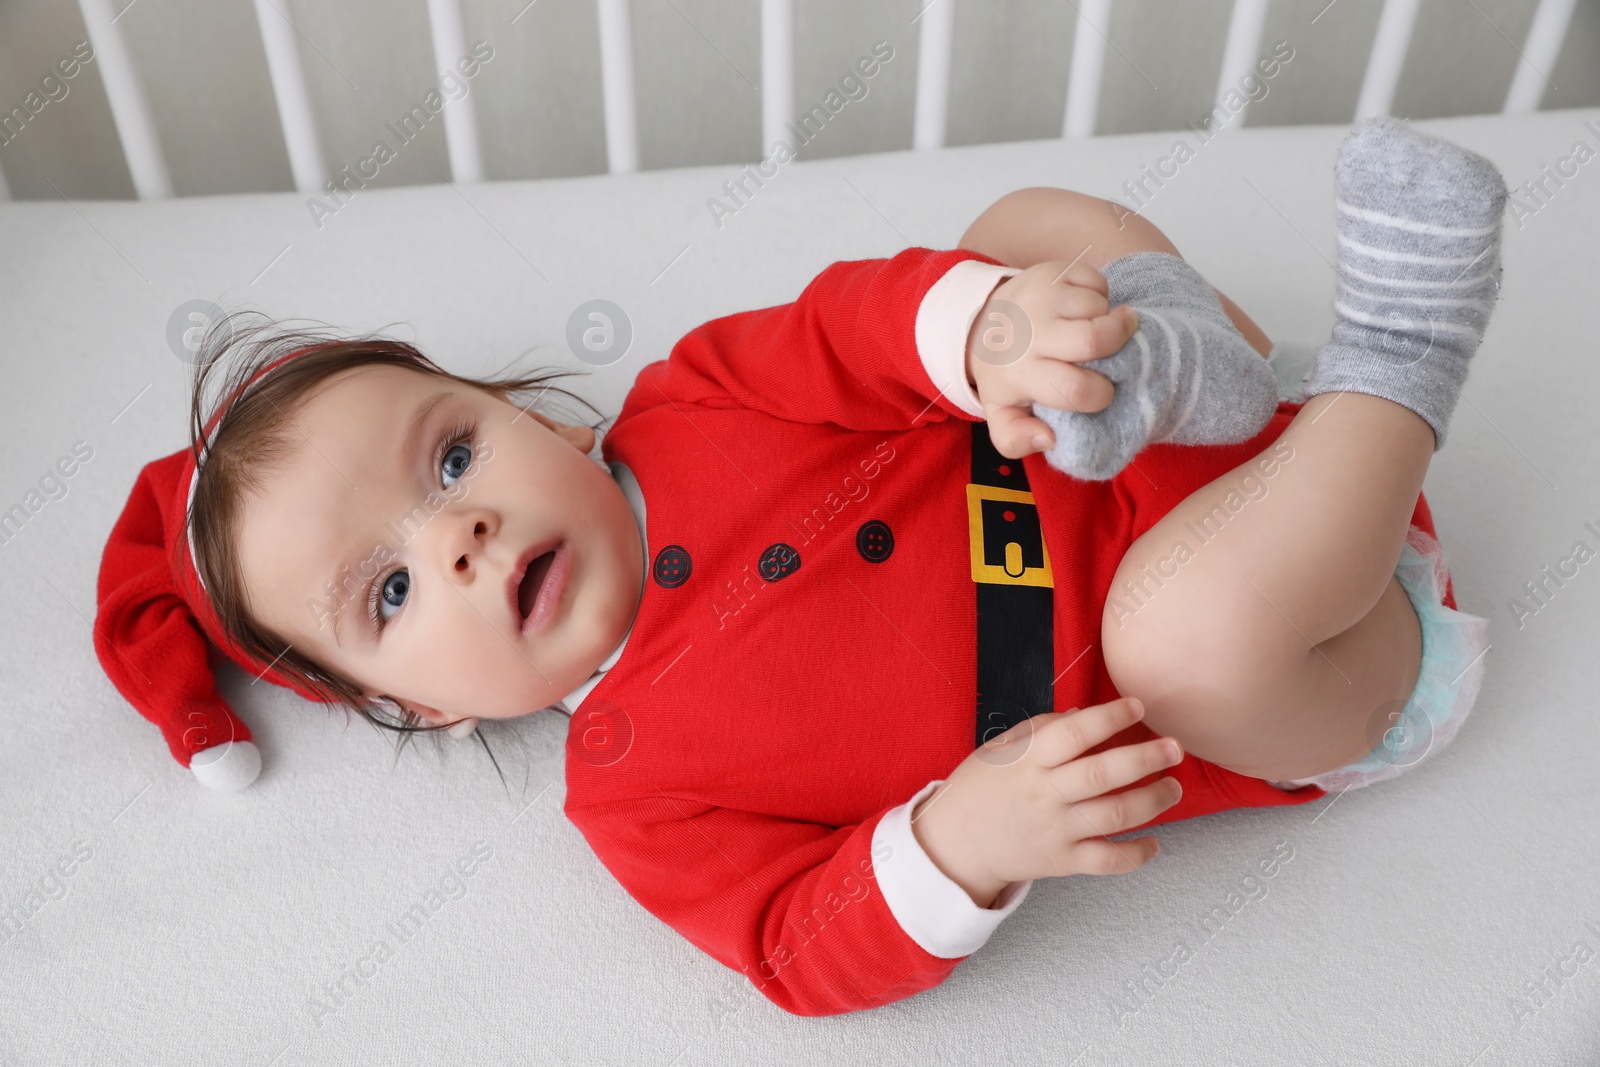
[1302,118,1509,449]
[1032,251,1282,482]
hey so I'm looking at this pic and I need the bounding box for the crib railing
[0,0,1589,201]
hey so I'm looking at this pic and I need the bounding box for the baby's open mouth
[517,549,557,620]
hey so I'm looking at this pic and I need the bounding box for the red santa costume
[93,246,1460,1018]
[557,246,1455,1016]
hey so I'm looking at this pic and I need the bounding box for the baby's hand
[965,260,1139,460]
[910,697,1183,907]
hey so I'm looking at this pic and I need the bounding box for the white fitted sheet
[2,107,1597,1064]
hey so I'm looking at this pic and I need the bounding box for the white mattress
[3,108,1597,1065]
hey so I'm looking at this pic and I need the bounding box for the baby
[94,118,1500,1017]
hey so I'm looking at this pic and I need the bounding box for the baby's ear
[564,424,598,455]
[524,410,597,455]
[404,700,453,727]
[367,694,450,727]
[409,701,479,739]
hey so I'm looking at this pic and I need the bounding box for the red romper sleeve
[613,246,1023,431]
[563,788,1030,1018]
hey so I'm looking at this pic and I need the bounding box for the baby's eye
[377,569,409,622]
[441,443,472,488]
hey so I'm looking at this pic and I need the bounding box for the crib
[0,0,1593,200]
[3,1,1599,1065]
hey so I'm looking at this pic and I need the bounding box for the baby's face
[235,364,644,725]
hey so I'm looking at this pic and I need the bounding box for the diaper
[1272,524,1490,793]
[1265,339,1319,403]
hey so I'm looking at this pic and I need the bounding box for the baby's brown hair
[186,312,606,778]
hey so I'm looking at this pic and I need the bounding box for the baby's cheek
[473,643,523,699]
[416,611,516,708]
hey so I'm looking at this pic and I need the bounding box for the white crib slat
[1213,0,1269,130]
[1062,0,1113,138]
[426,0,485,182]
[596,0,639,174]
[912,0,954,150]
[758,0,790,159]
[1354,0,1422,120]
[761,0,793,159]
[252,0,326,194]
[1504,0,1578,113]
[76,0,173,199]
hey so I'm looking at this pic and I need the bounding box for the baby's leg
[1101,120,1507,782]
[958,189,1401,777]
[1103,394,1432,781]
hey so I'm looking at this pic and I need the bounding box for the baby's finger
[1045,260,1110,297]
[1036,306,1138,365]
[983,403,1058,459]
[1064,834,1161,877]
[1060,777,1183,841]
[1038,697,1148,765]
[1047,282,1111,324]
[1048,735,1184,803]
[1030,359,1114,415]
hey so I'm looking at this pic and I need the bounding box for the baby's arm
[566,696,1187,1017]
[957,186,1275,356]
[623,246,1129,435]
[568,785,1033,1017]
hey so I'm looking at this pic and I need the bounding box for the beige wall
[0,0,1593,200]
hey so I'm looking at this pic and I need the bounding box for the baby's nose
[453,520,490,572]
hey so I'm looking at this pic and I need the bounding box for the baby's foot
[1032,252,1281,481]
[1300,117,1509,449]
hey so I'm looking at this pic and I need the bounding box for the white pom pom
[189,740,262,792]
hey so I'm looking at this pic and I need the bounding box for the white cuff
[871,779,1033,959]
[913,260,1024,420]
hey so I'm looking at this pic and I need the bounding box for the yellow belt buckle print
[966,483,1054,588]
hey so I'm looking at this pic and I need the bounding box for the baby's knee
[1102,544,1268,683]
[1102,579,1294,765]
[958,187,1181,270]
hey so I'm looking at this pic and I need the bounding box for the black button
[856,520,894,563]
[757,543,801,582]
[653,545,692,588]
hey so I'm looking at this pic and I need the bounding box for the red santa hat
[94,346,338,791]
